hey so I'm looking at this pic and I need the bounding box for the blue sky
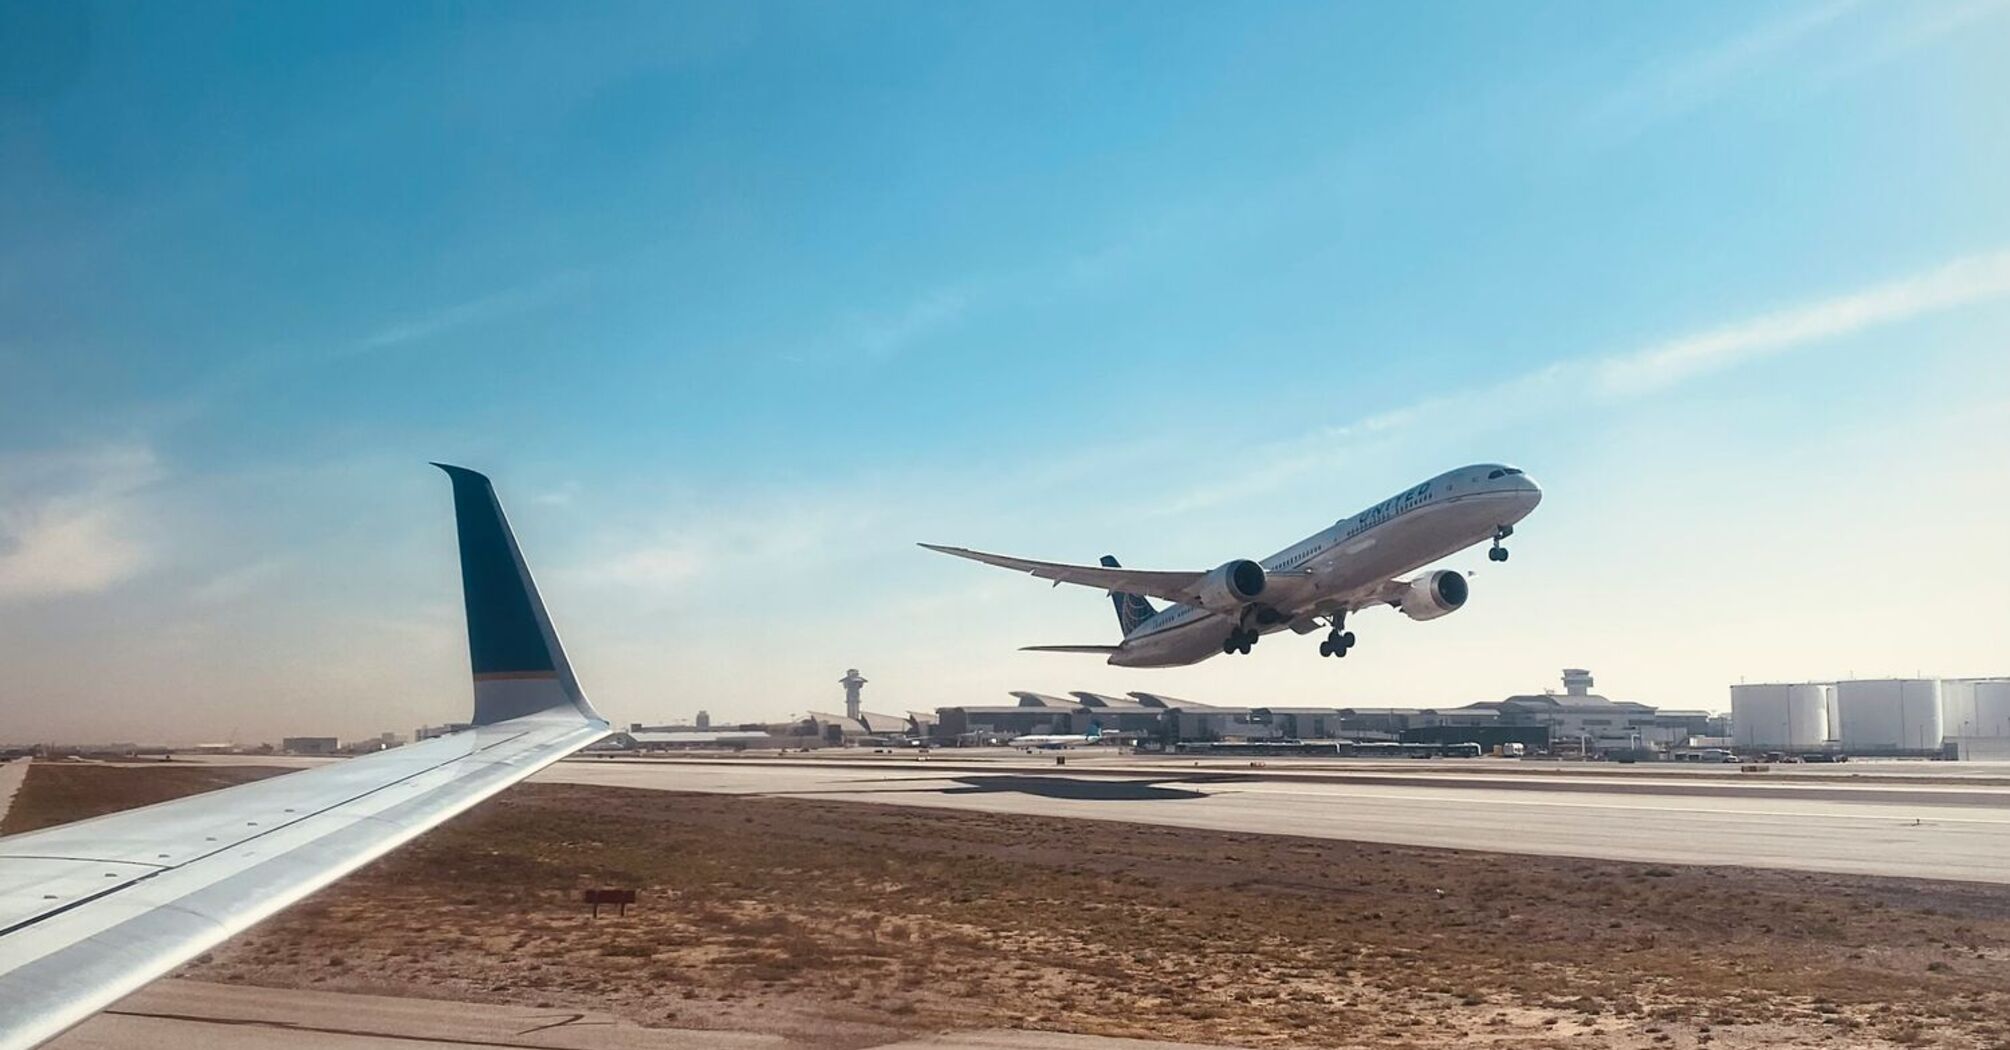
[2,1,2007,742]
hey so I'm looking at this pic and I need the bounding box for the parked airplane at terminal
[0,466,611,1049]
[923,463,1540,667]
[1010,722,1105,749]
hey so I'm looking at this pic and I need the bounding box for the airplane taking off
[922,463,1540,667]
[1010,722,1105,749]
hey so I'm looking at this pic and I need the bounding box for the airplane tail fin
[1085,720,1103,741]
[434,464,603,726]
[1100,555,1157,636]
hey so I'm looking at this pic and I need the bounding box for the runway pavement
[533,756,2010,883]
[50,980,1245,1050]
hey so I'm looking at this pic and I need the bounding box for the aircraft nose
[1518,473,1543,507]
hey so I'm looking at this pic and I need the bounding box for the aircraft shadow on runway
[789,773,1255,802]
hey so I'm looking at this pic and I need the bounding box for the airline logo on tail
[1100,555,1158,635]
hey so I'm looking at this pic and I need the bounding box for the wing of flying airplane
[0,464,610,1050]
[918,543,1308,606]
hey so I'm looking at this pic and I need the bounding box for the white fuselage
[1110,464,1542,667]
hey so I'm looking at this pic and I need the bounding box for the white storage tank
[1949,679,2010,738]
[1730,683,1830,750]
[1834,678,1943,752]
[1942,678,1980,737]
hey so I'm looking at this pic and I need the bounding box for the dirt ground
[11,762,2010,1049]
[0,760,288,835]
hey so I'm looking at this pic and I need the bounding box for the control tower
[840,669,868,721]
[1562,668,1594,697]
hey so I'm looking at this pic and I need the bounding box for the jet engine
[1398,569,1469,621]
[1192,559,1267,611]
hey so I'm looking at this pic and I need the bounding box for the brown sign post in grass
[582,887,636,918]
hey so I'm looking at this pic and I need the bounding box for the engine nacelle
[1193,559,1267,612]
[1398,569,1469,621]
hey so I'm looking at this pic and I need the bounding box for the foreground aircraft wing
[0,465,609,1050]
[919,544,1212,604]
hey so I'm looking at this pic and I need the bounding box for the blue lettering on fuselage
[1344,480,1433,539]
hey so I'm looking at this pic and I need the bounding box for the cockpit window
[1487,467,1523,479]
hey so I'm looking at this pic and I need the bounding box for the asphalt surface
[51,980,1240,1050]
[533,755,2010,883]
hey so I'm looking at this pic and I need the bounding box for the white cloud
[849,287,971,360]
[1593,249,2010,396]
[354,272,586,353]
[186,556,290,606]
[1159,247,2010,514]
[1584,0,1862,139]
[0,445,158,601]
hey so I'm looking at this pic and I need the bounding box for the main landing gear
[1318,613,1356,658]
[1222,628,1259,655]
[1488,524,1514,563]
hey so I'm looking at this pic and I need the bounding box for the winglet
[434,464,602,726]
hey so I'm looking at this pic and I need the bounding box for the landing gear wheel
[1323,628,1356,658]
[1342,631,1356,647]
[1488,546,1509,562]
[1490,524,1513,562]
[1225,628,1258,655]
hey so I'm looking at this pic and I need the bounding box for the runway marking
[1174,785,2010,825]
[731,777,2010,826]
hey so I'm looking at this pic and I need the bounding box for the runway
[534,755,2010,883]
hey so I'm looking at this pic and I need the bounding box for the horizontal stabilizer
[1020,644,1122,654]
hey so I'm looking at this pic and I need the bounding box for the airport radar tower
[840,668,867,721]
[695,710,711,730]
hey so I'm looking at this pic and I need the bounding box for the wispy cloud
[0,445,159,601]
[186,556,291,607]
[1160,247,2010,514]
[1595,249,2010,396]
[355,272,587,354]
[845,287,972,361]
[1584,0,1861,139]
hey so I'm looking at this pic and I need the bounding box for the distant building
[695,710,711,730]
[414,723,470,741]
[1445,669,1697,754]
[281,737,340,755]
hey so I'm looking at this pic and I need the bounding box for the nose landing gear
[1488,524,1514,563]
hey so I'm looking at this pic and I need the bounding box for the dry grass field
[0,760,288,835]
[10,761,2010,1049]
